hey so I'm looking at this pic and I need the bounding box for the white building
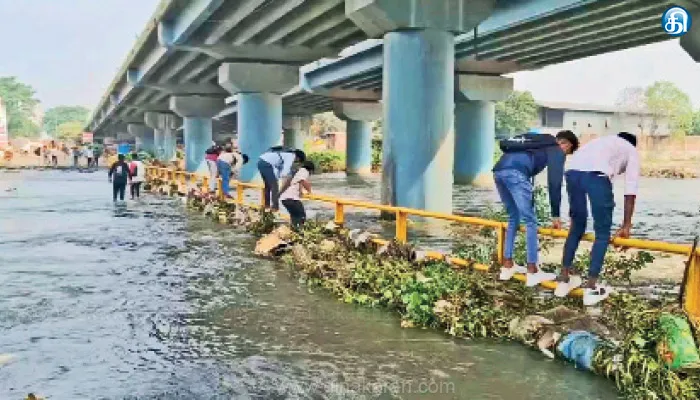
[534,101,672,137]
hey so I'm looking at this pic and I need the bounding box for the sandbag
[557,331,601,371]
[656,313,700,370]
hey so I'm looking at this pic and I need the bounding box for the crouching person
[279,161,315,230]
[493,130,579,286]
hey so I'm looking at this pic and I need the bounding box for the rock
[255,230,289,256]
[319,239,336,252]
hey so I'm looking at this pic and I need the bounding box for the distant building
[0,97,7,148]
[534,101,672,137]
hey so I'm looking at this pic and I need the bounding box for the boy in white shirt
[279,161,315,229]
[555,132,641,305]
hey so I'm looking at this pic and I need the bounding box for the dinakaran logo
[662,6,692,37]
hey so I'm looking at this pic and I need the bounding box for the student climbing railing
[145,166,700,320]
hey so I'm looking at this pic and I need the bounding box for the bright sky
[0,0,698,110]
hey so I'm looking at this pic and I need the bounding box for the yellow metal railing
[146,166,700,317]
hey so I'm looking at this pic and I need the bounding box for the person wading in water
[108,154,132,202]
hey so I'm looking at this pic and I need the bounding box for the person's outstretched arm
[546,148,565,229]
[615,148,640,240]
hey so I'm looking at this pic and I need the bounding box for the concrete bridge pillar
[144,112,166,160]
[169,95,226,172]
[346,0,496,213]
[218,63,299,182]
[163,114,180,162]
[282,115,309,150]
[127,123,154,153]
[454,74,513,185]
[334,102,381,175]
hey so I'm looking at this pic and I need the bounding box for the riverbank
[169,181,700,400]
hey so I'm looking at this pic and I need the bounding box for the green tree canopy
[56,120,84,142]
[495,91,539,136]
[644,81,693,136]
[0,76,41,138]
[44,105,91,137]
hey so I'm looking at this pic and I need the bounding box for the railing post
[260,187,267,208]
[395,210,408,243]
[202,176,209,193]
[236,184,244,204]
[217,178,224,199]
[334,201,345,226]
[684,253,700,321]
[496,223,506,264]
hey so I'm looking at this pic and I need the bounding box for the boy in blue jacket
[493,129,579,287]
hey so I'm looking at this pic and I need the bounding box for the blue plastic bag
[557,331,602,371]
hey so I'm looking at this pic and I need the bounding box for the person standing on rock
[555,132,640,306]
[279,161,315,230]
[108,154,132,202]
[493,130,579,287]
[257,147,306,212]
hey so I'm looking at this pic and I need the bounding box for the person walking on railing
[555,132,640,306]
[257,147,306,212]
[279,161,315,230]
[205,142,222,193]
[494,129,579,287]
[108,154,133,202]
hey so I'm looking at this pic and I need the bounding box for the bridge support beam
[144,112,166,160]
[218,62,298,182]
[282,115,309,150]
[346,0,496,213]
[127,123,154,153]
[334,102,381,175]
[454,74,513,185]
[169,95,226,173]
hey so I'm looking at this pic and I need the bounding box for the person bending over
[493,130,579,287]
[216,145,249,198]
[108,154,132,202]
[279,161,315,230]
[555,132,640,306]
[257,147,305,212]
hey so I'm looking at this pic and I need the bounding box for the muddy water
[306,173,700,252]
[0,170,621,399]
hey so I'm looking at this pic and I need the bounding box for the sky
[1,0,699,110]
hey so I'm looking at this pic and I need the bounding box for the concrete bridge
[88,0,695,213]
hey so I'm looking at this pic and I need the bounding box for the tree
[0,76,41,138]
[644,81,693,136]
[615,86,650,135]
[56,121,84,142]
[44,105,91,137]
[310,112,343,137]
[690,110,700,136]
[495,91,538,136]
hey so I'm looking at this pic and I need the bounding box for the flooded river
[3,169,692,399]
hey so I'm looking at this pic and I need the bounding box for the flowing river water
[2,169,699,399]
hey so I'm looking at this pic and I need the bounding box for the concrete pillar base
[127,123,154,154]
[381,29,454,214]
[346,120,373,175]
[238,92,283,182]
[183,117,212,173]
[454,100,496,185]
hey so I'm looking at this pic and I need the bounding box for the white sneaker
[498,265,527,281]
[583,284,612,306]
[526,271,557,287]
[554,275,583,298]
